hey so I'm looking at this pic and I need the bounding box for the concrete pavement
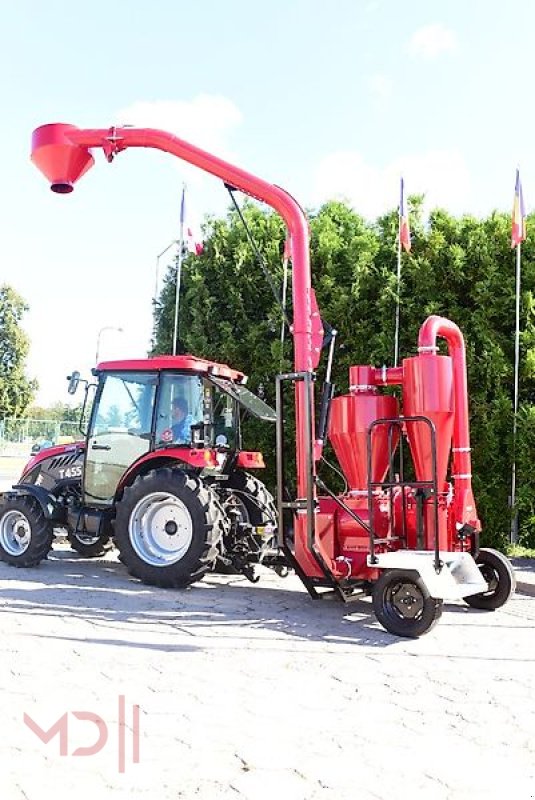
[512,557,535,597]
[0,543,534,800]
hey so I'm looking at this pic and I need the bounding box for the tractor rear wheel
[464,548,516,610]
[67,530,113,558]
[226,471,277,526]
[114,468,226,588]
[372,569,443,638]
[0,495,53,567]
[215,471,278,573]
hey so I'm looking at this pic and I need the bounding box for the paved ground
[0,542,534,800]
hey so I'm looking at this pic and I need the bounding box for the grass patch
[506,544,535,560]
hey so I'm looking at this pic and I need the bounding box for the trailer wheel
[0,495,53,567]
[464,548,516,610]
[67,530,113,558]
[114,468,226,588]
[372,569,443,638]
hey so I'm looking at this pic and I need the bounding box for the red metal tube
[417,315,479,528]
[32,123,314,497]
[372,365,403,386]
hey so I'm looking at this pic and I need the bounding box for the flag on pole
[399,177,411,253]
[180,187,204,255]
[511,169,527,248]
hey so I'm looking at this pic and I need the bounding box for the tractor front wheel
[0,495,53,567]
[464,548,516,610]
[372,569,443,638]
[114,468,226,588]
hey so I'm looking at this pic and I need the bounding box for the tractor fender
[6,483,64,521]
[116,453,198,499]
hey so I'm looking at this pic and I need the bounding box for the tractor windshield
[85,371,158,504]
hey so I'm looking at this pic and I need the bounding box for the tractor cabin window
[156,374,204,446]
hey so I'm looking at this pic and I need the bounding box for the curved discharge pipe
[31,123,314,496]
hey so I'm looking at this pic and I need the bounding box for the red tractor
[0,122,516,637]
[0,354,281,585]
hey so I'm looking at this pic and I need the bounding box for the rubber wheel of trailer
[67,530,113,558]
[464,548,516,610]
[0,495,54,567]
[114,467,227,588]
[372,569,443,638]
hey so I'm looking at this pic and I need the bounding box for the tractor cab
[81,354,276,507]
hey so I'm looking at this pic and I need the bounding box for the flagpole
[394,222,402,368]
[510,239,522,543]
[172,184,186,356]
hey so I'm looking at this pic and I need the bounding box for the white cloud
[312,149,472,219]
[406,23,458,60]
[114,94,244,208]
[115,95,243,165]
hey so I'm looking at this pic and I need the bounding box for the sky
[0,0,533,407]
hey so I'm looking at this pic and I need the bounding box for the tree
[26,402,83,423]
[152,200,535,548]
[0,285,37,417]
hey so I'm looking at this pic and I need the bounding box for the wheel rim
[74,533,101,546]
[0,510,32,556]
[128,491,193,566]
[387,580,425,621]
[478,563,499,595]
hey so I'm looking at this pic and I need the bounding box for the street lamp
[95,326,123,364]
[154,240,178,302]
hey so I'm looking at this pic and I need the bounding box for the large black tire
[214,471,278,573]
[464,548,516,610]
[225,471,277,526]
[67,530,113,558]
[0,495,53,567]
[114,468,227,588]
[372,569,443,638]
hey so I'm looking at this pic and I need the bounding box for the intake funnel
[31,124,94,193]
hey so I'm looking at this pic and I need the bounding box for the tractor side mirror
[67,371,81,395]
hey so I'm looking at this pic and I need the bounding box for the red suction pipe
[31,123,314,497]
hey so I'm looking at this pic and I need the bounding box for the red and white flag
[511,169,527,248]
[399,177,411,253]
[180,187,204,255]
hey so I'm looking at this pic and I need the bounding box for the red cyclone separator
[417,315,479,528]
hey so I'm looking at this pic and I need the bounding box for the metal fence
[0,418,81,455]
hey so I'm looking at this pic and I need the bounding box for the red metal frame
[31,123,314,498]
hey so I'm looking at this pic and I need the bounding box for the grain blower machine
[23,122,515,637]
